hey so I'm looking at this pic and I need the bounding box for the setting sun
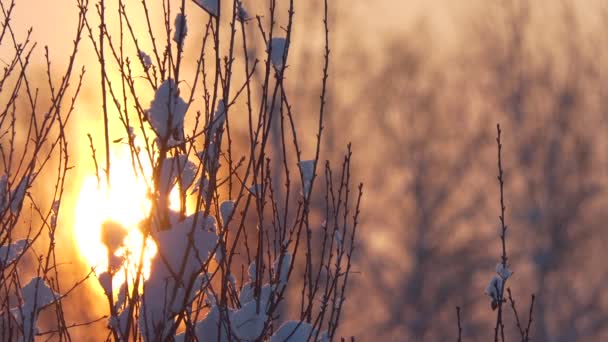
[73,145,182,292]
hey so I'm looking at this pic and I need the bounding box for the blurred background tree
[5,0,608,340]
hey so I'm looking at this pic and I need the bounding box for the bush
[1,0,361,340]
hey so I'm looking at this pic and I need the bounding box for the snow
[0,239,29,268]
[138,50,152,70]
[197,100,226,174]
[98,272,112,296]
[16,277,60,341]
[228,273,236,289]
[101,220,128,253]
[171,273,209,314]
[0,174,6,211]
[240,282,272,310]
[10,174,30,214]
[230,299,267,340]
[115,283,127,310]
[152,212,217,283]
[173,13,188,47]
[484,275,503,310]
[52,200,60,214]
[248,261,257,282]
[220,200,235,226]
[140,212,218,339]
[249,184,263,198]
[195,100,226,174]
[236,1,249,22]
[110,305,132,336]
[299,160,315,180]
[193,0,218,17]
[159,155,198,198]
[167,136,183,148]
[171,252,316,341]
[191,175,209,198]
[182,281,275,341]
[239,282,254,304]
[271,321,319,342]
[299,160,315,197]
[215,244,224,263]
[334,230,343,252]
[496,262,512,280]
[273,253,291,287]
[109,254,124,272]
[147,79,188,141]
[232,283,273,340]
[194,306,230,341]
[269,37,288,70]
[209,100,226,138]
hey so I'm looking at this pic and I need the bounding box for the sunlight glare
[74,146,183,292]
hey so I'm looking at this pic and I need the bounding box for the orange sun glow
[73,145,182,292]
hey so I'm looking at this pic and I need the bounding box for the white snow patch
[159,155,198,198]
[0,239,29,268]
[16,277,60,341]
[101,220,128,253]
[484,274,503,309]
[140,212,218,339]
[0,174,7,211]
[10,175,30,214]
[270,321,326,342]
[273,253,291,287]
[220,200,235,227]
[236,1,249,22]
[97,272,112,297]
[496,263,512,280]
[193,0,218,17]
[268,37,288,70]
[147,79,187,140]
[248,261,256,282]
[138,50,152,70]
[298,160,315,197]
[173,13,188,47]
[249,184,263,198]
[209,100,226,138]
